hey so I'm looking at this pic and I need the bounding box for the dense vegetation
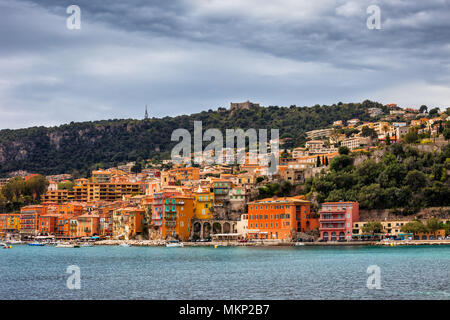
[304,142,450,212]
[401,218,450,235]
[0,101,382,177]
[0,175,49,212]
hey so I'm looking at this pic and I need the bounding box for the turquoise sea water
[1,245,449,300]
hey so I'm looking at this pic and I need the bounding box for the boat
[1,243,12,249]
[28,242,45,246]
[294,242,305,246]
[119,243,130,247]
[81,242,93,247]
[166,240,184,248]
[56,243,80,248]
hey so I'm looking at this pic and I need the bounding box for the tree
[401,220,427,234]
[358,184,384,209]
[405,130,419,144]
[338,146,350,155]
[24,175,49,201]
[361,126,378,139]
[330,155,353,172]
[404,170,428,192]
[419,105,428,114]
[58,181,74,190]
[131,163,142,173]
[426,218,442,233]
[362,222,383,235]
[1,177,25,203]
[316,156,321,167]
[443,128,450,140]
[324,157,329,166]
[385,133,391,145]
[429,108,439,116]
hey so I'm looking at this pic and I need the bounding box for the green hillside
[0,100,383,177]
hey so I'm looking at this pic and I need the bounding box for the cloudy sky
[0,0,449,129]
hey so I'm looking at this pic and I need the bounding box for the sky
[0,0,449,129]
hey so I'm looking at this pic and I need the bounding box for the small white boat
[166,240,184,248]
[56,243,80,248]
[294,242,305,246]
[81,243,93,247]
[119,243,130,247]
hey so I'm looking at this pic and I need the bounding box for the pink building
[319,202,359,241]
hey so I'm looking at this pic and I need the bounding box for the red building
[319,202,359,241]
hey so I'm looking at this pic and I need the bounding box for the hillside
[0,100,383,177]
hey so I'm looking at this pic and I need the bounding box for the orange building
[76,213,100,237]
[112,207,145,239]
[39,213,58,235]
[56,214,73,238]
[57,202,84,216]
[169,167,200,182]
[161,195,194,241]
[247,197,317,240]
[0,214,6,237]
[20,205,47,236]
[41,189,69,204]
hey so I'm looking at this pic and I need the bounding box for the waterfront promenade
[93,239,450,247]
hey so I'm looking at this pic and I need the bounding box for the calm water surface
[1,245,449,299]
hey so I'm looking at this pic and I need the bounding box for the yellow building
[67,182,143,202]
[6,213,21,231]
[42,189,69,204]
[353,219,450,238]
[193,186,214,219]
[353,220,409,237]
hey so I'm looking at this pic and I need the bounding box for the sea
[1,245,449,300]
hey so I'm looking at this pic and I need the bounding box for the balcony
[320,225,346,231]
[319,217,345,223]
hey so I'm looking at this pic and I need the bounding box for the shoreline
[91,239,450,247]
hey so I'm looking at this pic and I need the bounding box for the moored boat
[28,242,45,246]
[81,242,93,247]
[56,242,80,248]
[166,240,184,248]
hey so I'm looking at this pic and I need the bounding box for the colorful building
[319,202,359,241]
[161,195,194,241]
[39,213,58,235]
[247,197,317,240]
[76,213,100,237]
[193,187,214,219]
[20,205,47,236]
[112,207,145,240]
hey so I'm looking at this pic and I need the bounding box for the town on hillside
[1,102,450,245]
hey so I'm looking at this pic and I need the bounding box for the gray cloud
[0,0,449,129]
